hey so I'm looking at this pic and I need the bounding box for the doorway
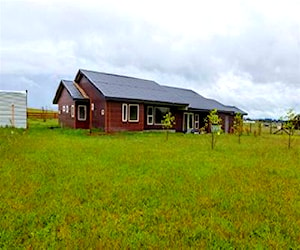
[183,113,194,132]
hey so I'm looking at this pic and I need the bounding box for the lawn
[0,120,299,248]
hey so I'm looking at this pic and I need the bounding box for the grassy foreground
[0,120,299,248]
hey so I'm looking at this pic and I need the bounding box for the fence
[27,111,58,120]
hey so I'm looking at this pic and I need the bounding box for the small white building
[0,90,27,128]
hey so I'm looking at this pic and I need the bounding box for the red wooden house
[53,69,246,133]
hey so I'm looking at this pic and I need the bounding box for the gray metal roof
[160,86,247,114]
[62,80,86,100]
[79,69,188,105]
[75,69,246,114]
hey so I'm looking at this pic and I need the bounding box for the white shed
[0,90,27,128]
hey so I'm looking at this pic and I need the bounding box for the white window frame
[147,106,154,125]
[78,105,87,121]
[128,104,139,122]
[66,105,69,113]
[62,105,66,113]
[71,105,75,118]
[91,103,94,111]
[195,114,199,129]
[122,104,128,122]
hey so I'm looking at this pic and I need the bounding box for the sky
[0,0,299,119]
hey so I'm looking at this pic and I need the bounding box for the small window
[147,106,153,125]
[195,114,199,129]
[78,105,87,121]
[62,105,66,113]
[122,104,128,122]
[129,104,139,122]
[91,103,94,111]
[66,105,69,113]
[71,105,75,118]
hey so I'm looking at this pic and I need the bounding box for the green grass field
[1,119,299,248]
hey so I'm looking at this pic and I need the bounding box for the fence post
[11,104,15,127]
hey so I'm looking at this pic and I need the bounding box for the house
[53,69,246,133]
[0,90,27,128]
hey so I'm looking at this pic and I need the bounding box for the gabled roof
[54,69,247,115]
[75,69,188,106]
[53,80,89,104]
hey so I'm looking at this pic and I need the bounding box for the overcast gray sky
[0,0,299,118]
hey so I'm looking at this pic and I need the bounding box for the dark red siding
[74,101,90,129]
[77,76,106,130]
[106,101,144,132]
[57,88,75,128]
[174,111,183,132]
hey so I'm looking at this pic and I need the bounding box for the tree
[283,109,296,149]
[206,109,222,149]
[233,113,243,144]
[162,112,175,141]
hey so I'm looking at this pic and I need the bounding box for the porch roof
[53,80,89,104]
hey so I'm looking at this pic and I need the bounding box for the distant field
[27,108,58,120]
[27,108,57,113]
[0,119,299,248]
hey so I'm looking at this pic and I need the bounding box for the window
[71,105,75,118]
[78,105,87,121]
[66,105,69,113]
[129,104,139,122]
[62,105,66,113]
[147,106,153,125]
[154,107,170,125]
[195,114,199,129]
[91,103,94,111]
[122,104,128,122]
[122,103,139,122]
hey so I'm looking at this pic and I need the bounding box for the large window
[122,103,139,122]
[154,107,170,125]
[78,105,87,121]
[147,106,153,125]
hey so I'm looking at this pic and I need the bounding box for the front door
[183,113,194,132]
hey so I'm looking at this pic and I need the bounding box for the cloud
[0,0,299,118]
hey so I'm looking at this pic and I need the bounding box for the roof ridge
[80,69,157,83]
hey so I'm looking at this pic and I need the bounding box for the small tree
[162,112,175,140]
[283,109,296,149]
[233,113,243,144]
[206,109,222,149]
